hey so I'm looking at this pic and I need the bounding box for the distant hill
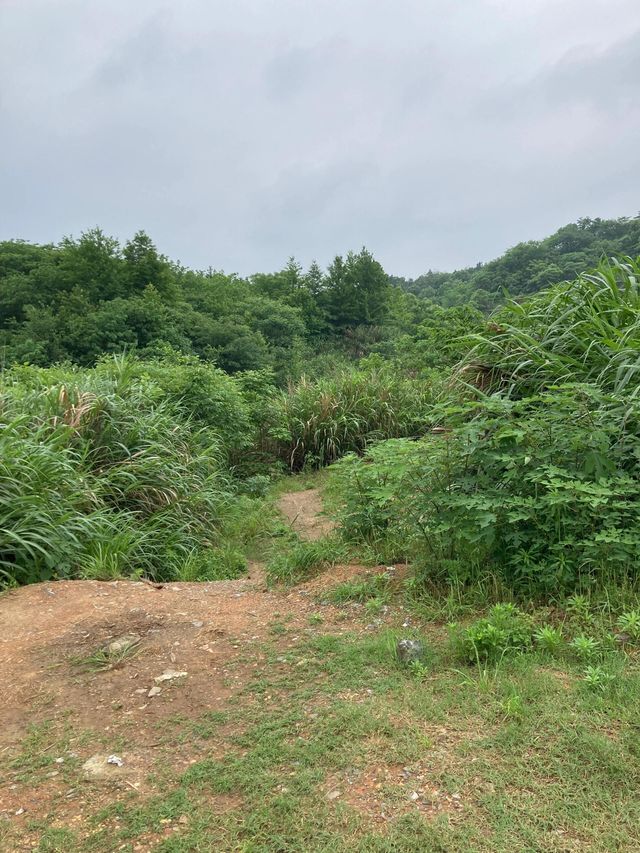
[391,215,640,311]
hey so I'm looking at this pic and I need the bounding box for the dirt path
[0,488,335,746]
[0,488,381,846]
[276,487,335,541]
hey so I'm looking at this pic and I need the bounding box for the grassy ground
[3,607,640,852]
[2,477,640,852]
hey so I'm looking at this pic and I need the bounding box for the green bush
[450,604,534,663]
[330,383,640,595]
[0,357,234,586]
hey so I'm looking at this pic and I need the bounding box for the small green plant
[75,636,142,671]
[569,634,600,661]
[501,693,525,722]
[566,595,594,625]
[617,610,640,642]
[364,596,387,616]
[328,572,391,605]
[534,624,564,655]
[408,659,430,681]
[583,665,615,692]
[451,604,534,664]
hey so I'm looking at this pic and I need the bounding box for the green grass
[73,635,142,672]
[266,536,349,585]
[5,613,640,852]
[326,571,392,605]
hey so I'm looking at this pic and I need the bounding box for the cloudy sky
[1,0,639,277]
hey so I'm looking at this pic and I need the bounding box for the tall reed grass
[466,257,640,397]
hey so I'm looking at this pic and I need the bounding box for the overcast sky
[1,0,639,278]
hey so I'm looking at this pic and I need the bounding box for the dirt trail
[276,487,335,541]
[0,488,380,842]
[0,489,333,742]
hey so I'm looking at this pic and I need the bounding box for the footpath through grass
[2,476,640,852]
[3,602,640,852]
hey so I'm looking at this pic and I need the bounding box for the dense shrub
[330,385,640,595]
[270,362,435,470]
[0,357,234,586]
[330,259,640,597]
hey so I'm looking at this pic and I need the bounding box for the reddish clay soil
[276,487,335,540]
[0,490,404,846]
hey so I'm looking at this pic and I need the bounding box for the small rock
[55,757,65,764]
[148,686,162,698]
[107,755,124,767]
[82,754,129,781]
[15,808,24,816]
[396,639,425,664]
[107,635,141,655]
[326,789,341,801]
[154,669,187,684]
[192,620,204,628]
[409,791,419,801]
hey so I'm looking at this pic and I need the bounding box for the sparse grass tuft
[266,536,348,585]
[327,571,392,606]
[73,635,142,671]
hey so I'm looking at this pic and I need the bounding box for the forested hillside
[4,231,640,851]
[392,215,640,310]
[0,232,401,375]
[3,216,638,382]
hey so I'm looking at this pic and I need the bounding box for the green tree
[322,248,391,332]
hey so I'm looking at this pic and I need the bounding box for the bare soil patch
[277,487,335,540]
[0,571,359,842]
[0,489,407,848]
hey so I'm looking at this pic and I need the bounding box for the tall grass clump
[465,256,640,397]
[270,361,435,470]
[0,356,241,587]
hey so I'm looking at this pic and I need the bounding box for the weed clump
[450,604,534,664]
[266,538,348,585]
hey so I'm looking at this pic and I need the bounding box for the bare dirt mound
[0,571,371,842]
[0,488,395,846]
[0,567,360,749]
[277,487,335,540]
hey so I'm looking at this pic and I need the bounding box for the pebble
[154,669,187,683]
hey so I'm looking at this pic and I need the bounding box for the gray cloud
[1,0,639,277]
